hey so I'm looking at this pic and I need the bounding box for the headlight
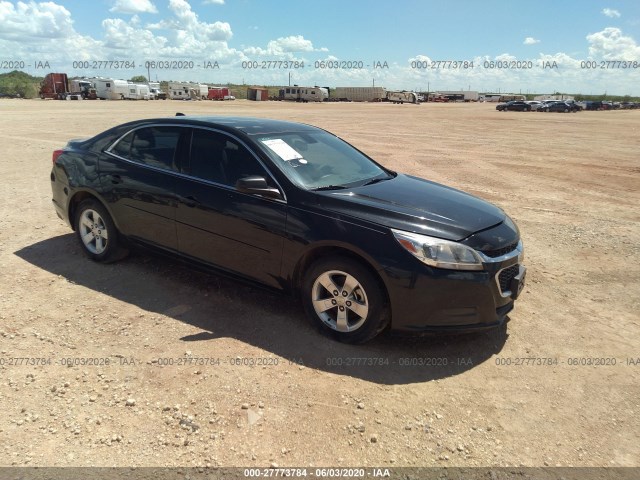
[392,229,484,271]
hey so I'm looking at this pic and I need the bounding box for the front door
[175,128,287,288]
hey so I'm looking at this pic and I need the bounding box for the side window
[111,131,133,158]
[189,129,270,188]
[110,126,181,171]
[189,129,229,184]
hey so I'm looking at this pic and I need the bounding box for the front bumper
[383,244,525,333]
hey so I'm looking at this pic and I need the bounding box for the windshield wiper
[312,185,348,191]
[361,175,393,186]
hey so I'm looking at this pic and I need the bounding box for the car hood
[314,174,506,241]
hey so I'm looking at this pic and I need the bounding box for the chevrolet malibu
[50,116,526,343]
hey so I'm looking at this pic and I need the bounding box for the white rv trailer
[386,90,420,104]
[197,84,209,100]
[168,82,188,100]
[332,87,386,102]
[93,78,130,100]
[168,82,201,100]
[280,86,328,102]
[479,93,502,102]
[126,84,151,100]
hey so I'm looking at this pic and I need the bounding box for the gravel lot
[0,99,638,468]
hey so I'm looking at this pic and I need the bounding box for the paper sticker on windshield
[261,139,303,161]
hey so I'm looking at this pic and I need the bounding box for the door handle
[182,195,200,208]
[110,174,122,184]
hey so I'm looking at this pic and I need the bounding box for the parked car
[537,101,564,112]
[564,101,583,112]
[496,101,532,112]
[524,101,544,111]
[583,101,603,111]
[50,116,526,343]
[542,101,577,113]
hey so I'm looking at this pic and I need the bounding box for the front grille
[483,242,518,258]
[498,265,520,293]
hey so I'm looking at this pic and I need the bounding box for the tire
[75,199,128,263]
[563,108,569,113]
[301,257,390,344]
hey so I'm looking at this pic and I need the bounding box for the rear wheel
[302,257,389,343]
[75,199,128,263]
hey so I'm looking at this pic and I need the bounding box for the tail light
[52,149,64,164]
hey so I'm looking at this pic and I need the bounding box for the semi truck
[148,82,167,100]
[69,79,97,99]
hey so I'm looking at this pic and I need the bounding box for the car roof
[144,115,321,136]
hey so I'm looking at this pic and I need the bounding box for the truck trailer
[208,86,231,100]
[331,87,386,102]
[39,73,69,100]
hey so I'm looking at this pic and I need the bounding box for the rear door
[174,128,287,288]
[99,125,187,251]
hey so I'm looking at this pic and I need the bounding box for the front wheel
[75,199,128,263]
[302,257,389,343]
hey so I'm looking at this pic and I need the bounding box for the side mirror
[236,176,283,200]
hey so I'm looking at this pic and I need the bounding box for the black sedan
[496,101,531,112]
[540,101,577,113]
[50,116,526,343]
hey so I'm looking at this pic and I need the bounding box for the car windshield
[254,131,389,190]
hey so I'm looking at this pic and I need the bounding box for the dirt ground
[0,99,638,469]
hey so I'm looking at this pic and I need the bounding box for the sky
[1,0,640,95]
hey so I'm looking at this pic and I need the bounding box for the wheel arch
[67,190,118,232]
[292,243,391,309]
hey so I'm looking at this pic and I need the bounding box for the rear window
[110,126,181,171]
